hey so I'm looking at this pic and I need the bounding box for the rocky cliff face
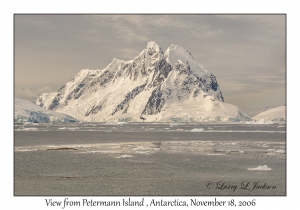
[36,42,249,122]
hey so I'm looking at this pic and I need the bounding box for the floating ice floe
[248,165,271,171]
[105,122,128,125]
[15,148,36,152]
[22,127,38,131]
[170,123,178,126]
[191,128,204,132]
[207,153,225,156]
[68,127,79,130]
[116,154,133,159]
[133,144,161,154]
[267,149,276,151]
[262,144,269,147]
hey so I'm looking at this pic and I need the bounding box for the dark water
[14,123,286,196]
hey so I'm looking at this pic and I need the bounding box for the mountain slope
[253,106,285,122]
[35,42,250,122]
[15,98,79,123]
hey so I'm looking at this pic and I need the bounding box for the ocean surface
[14,122,286,196]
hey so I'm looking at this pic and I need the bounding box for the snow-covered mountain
[35,42,250,122]
[15,98,79,123]
[253,106,285,123]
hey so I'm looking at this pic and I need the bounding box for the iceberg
[116,154,133,159]
[191,128,204,132]
[248,165,271,171]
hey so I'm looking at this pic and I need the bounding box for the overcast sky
[14,14,285,116]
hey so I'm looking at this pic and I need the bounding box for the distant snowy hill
[252,106,285,123]
[15,98,79,123]
[257,106,272,115]
[15,88,38,101]
[35,42,250,122]
[15,87,54,101]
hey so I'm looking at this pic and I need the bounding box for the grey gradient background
[14,14,285,116]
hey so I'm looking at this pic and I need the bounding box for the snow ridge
[35,42,250,122]
[15,98,79,123]
[253,106,285,123]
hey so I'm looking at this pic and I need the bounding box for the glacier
[35,41,250,122]
[252,106,285,123]
[15,98,79,123]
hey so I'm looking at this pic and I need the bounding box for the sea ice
[116,154,133,159]
[22,128,38,131]
[248,165,271,171]
[207,153,225,156]
[15,148,35,152]
[105,122,128,125]
[68,127,79,130]
[191,128,204,132]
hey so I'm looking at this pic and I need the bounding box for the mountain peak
[146,41,159,48]
[168,43,183,49]
[145,41,163,54]
[165,44,196,67]
[166,44,193,58]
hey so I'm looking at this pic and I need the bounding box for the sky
[14,14,286,116]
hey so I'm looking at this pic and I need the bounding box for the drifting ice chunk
[116,154,133,159]
[191,128,204,132]
[105,122,128,125]
[267,149,276,151]
[248,165,271,171]
[207,153,224,156]
[68,127,79,130]
[22,128,38,131]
